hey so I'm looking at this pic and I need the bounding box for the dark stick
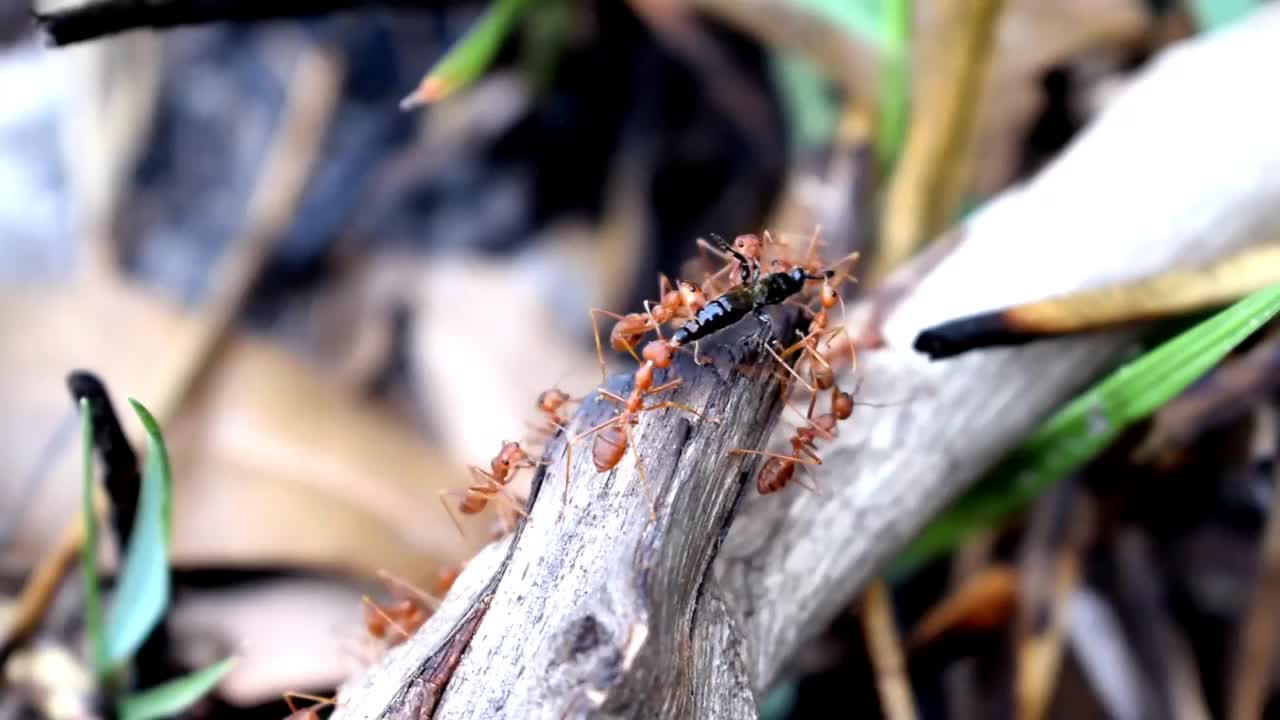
[913,310,1046,360]
[66,371,140,547]
[65,370,172,695]
[33,0,452,46]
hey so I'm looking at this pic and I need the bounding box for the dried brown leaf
[0,279,478,582]
[908,563,1018,649]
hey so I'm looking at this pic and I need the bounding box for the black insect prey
[669,234,830,348]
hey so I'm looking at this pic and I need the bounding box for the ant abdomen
[459,491,488,515]
[757,458,795,494]
[592,425,628,471]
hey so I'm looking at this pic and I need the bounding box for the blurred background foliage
[1,0,1279,718]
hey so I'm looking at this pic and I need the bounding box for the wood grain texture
[334,6,1280,718]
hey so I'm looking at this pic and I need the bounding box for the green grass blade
[104,399,172,667]
[1189,0,1262,32]
[876,0,911,169]
[894,279,1280,576]
[404,0,533,106]
[117,657,236,720]
[79,397,109,679]
[794,0,888,49]
[771,53,839,149]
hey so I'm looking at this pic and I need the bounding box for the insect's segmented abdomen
[672,290,752,346]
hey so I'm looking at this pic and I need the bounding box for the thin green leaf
[104,398,172,666]
[876,0,911,169]
[894,280,1280,576]
[1189,0,1262,32]
[402,0,534,107]
[771,53,839,149]
[792,0,889,49]
[117,657,235,720]
[79,397,109,679]
[760,681,799,720]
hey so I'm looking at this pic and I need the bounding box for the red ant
[730,385,855,494]
[435,561,463,597]
[588,273,710,384]
[777,253,861,392]
[281,692,336,719]
[361,570,440,649]
[438,441,535,536]
[526,386,579,446]
[694,232,779,295]
[567,323,708,519]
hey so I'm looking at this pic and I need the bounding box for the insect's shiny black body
[671,265,824,347]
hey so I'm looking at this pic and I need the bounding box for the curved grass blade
[104,399,172,666]
[400,0,533,109]
[876,0,912,169]
[79,397,109,679]
[117,657,235,720]
[894,279,1280,576]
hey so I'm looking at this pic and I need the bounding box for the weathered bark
[335,6,1280,719]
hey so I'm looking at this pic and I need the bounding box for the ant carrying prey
[668,233,831,350]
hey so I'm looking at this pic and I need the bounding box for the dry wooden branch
[335,7,1280,719]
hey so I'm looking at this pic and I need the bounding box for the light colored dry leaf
[957,0,1150,196]
[169,579,373,706]
[876,0,1009,281]
[695,0,1149,205]
[409,241,605,490]
[0,277,480,583]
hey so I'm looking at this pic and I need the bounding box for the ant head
[497,441,525,466]
[733,233,761,256]
[537,388,569,409]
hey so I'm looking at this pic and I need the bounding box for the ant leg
[692,341,711,367]
[468,465,501,487]
[793,465,823,495]
[644,377,684,397]
[362,595,412,641]
[759,336,816,393]
[826,324,858,373]
[565,415,623,505]
[803,225,825,268]
[640,399,715,422]
[598,388,628,406]
[624,422,658,522]
[283,692,336,714]
[779,328,821,360]
[644,300,668,342]
[697,235,736,263]
[376,569,441,610]
[796,444,824,464]
[728,448,821,465]
[437,490,468,537]
[489,484,531,521]
[707,233,754,284]
[588,308,623,385]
